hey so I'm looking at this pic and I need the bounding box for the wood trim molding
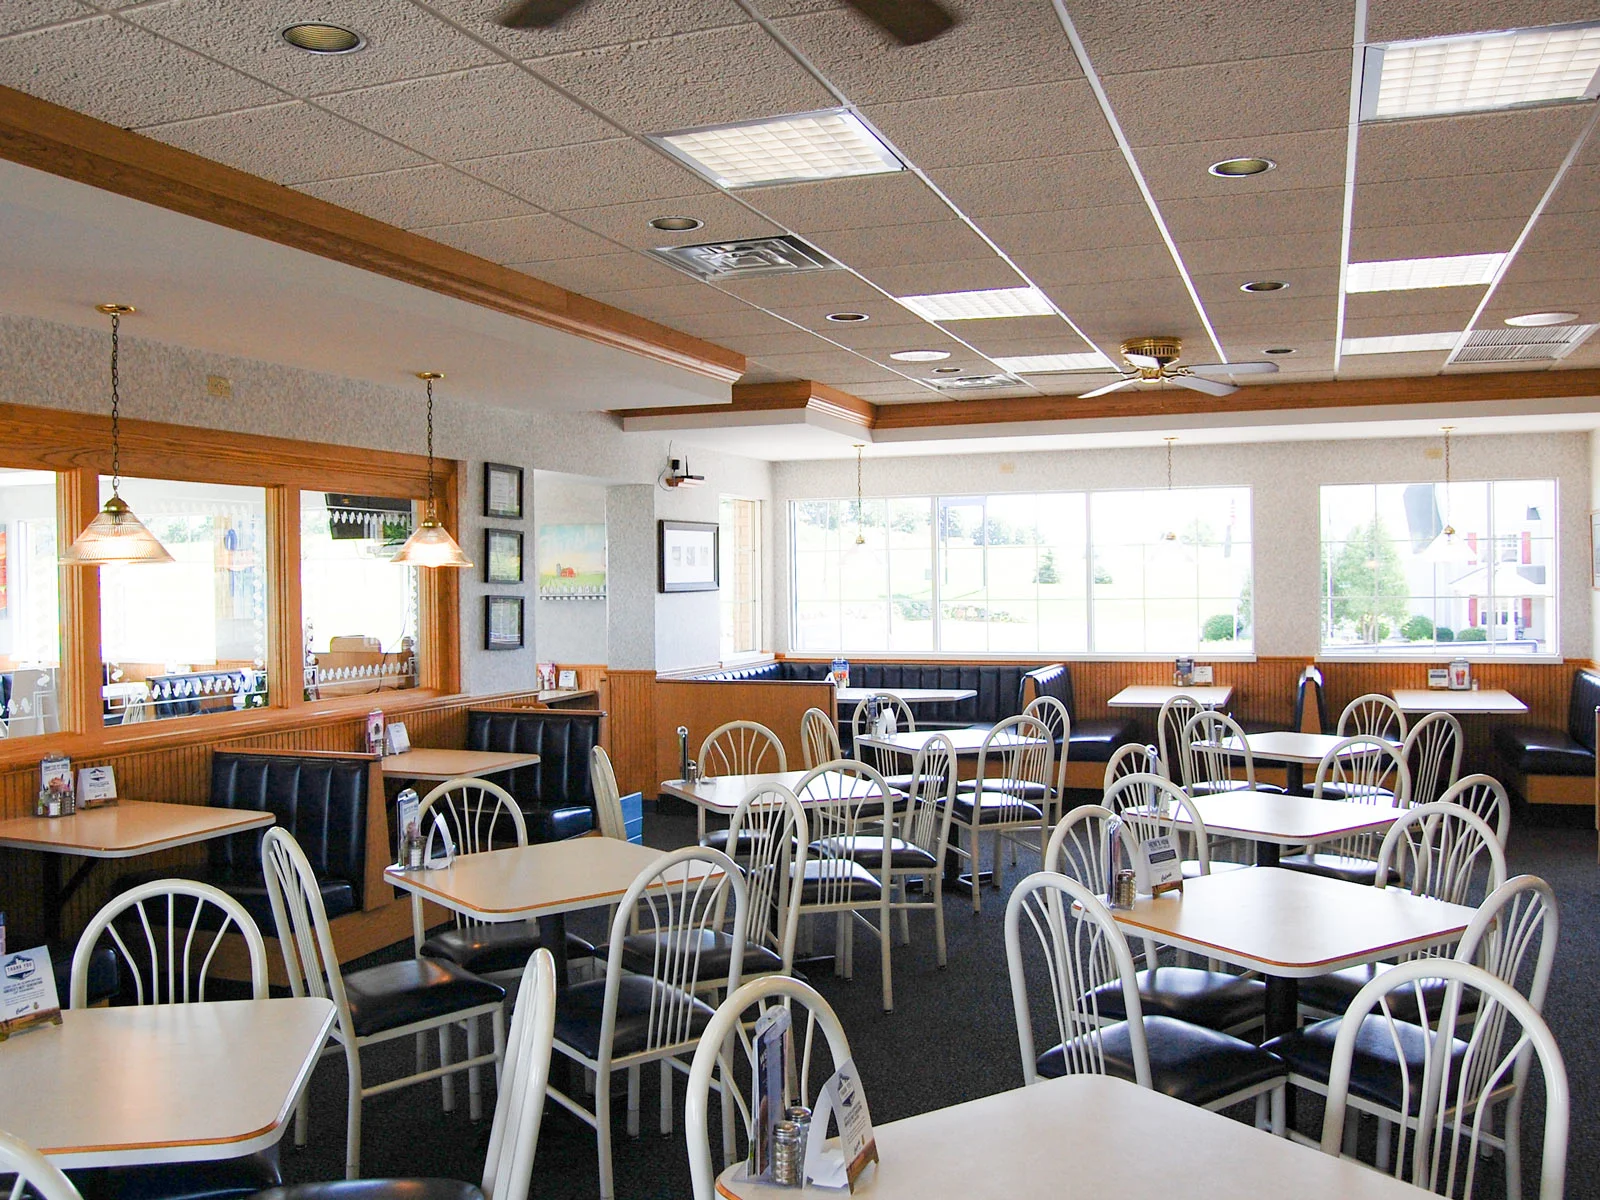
[0,85,744,386]
[623,380,875,428]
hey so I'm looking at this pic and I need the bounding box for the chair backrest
[1155,693,1203,780]
[1103,742,1160,792]
[1402,711,1464,806]
[726,784,809,973]
[973,715,1055,820]
[795,759,894,902]
[1181,708,1256,792]
[1023,694,1071,796]
[261,827,357,1046]
[596,846,746,1067]
[1337,692,1408,741]
[1005,871,1148,1088]
[1293,665,1329,734]
[1374,802,1506,915]
[899,734,957,859]
[413,777,528,948]
[72,879,268,1007]
[1319,958,1568,1200]
[1044,803,1125,886]
[0,1129,83,1200]
[685,976,856,1200]
[590,746,628,841]
[849,694,915,777]
[1102,772,1212,900]
[799,706,841,769]
[1437,774,1511,847]
[1312,734,1411,806]
[699,720,786,777]
[1455,875,1559,1013]
[480,948,558,1200]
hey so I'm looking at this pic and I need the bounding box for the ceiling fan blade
[1124,352,1162,370]
[1173,373,1237,398]
[841,0,958,46]
[1188,361,1279,377]
[1078,377,1139,399]
[498,0,586,29]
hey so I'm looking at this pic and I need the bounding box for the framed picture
[658,519,720,593]
[1591,511,1600,590]
[485,528,524,584]
[484,462,524,520]
[485,595,525,650]
[537,523,607,599]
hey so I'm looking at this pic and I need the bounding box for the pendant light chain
[424,373,436,520]
[109,308,122,496]
[1441,425,1455,537]
[853,444,866,545]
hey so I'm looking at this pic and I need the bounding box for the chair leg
[719,1048,736,1166]
[833,914,845,977]
[992,831,1005,891]
[879,900,893,1013]
[933,876,948,967]
[596,1072,615,1200]
[895,880,911,946]
[968,830,982,915]
[439,1026,455,1112]
[843,913,855,979]
[660,1059,674,1135]
[466,1016,483,1121]
[1342,1110,1359,1157]
[1375,1117,1393,1172]
[1271,1086,1285,1137]
[492,1005,506,1087]
[343,1041,363,1180]
[415,1030,426,1080]
[627,1065,641,1138]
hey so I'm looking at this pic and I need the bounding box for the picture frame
[485,528,524,584]
[658,519,720,593]
[484,462,524,520]
[1591,510,1600,590]
[485,595,525,650]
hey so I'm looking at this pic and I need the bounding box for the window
[301,492,420,698]
[1320,479,1556,655]
[720,497,762,658]
[789,486,1252,655]
[99,478,269,724]
[0,468,62,737]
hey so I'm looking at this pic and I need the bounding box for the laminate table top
[0,999,334,1168]
[714,1074,1431,1200]
[661,770,885,817]
[1392,688,1527,715]
[1108,685,1232,708]
[835,687,976,705]
[853,726,1045,757]
[0,800,273,858]
[379,748,540,781]
[1225,731,1394,765]
[1183,791,1402,847]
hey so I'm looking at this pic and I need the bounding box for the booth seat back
[1568,670,1600,753]
[1021,664,1073,717]
[467,708,601,840]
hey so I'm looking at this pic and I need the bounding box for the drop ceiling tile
[528,25,834,130]
[422,0,750,58]
[1074,314,1210,348]
[1366,0,1600,42]
[1191,266,1340,305]
[124,0,499,95]
[1343,290,1484,322]
[984,204,1162,257]
[137,101,428,184]
[957,332,1101,359]
[807,220,996,270]
[743,173,952,233]
[1105,52,1351,149]
[413,211,617,262]
[1205,294,1340,329]
[1546,165,1600,214]
[1219,338,1335,365]
[458,138,714,210]
[1552,340,1600,369]
[296,164,537,228]
[1512,211,1600,253]
[1037,276,1196,318]
[0,1,88,37]
[1341,312,1470,338]
[1024,372,1127,393]
[718,329,838,358]
[864,80,1115,169]
[661,307,801,341]
[589,283,756,320]
[949,317,1081,353]
[715,271,891,313]
[848,381,938,398]
[559,193,783,249]
[1018,244,1180,289]
[1072,0,1354,74]
[317,64,617,160]
[1357,107,1592,184]
[1180,232,1342,275]
[1494,247,1600,284]
[751,351,905,384]
[863,258,1027,298]
[0,15,279,126]
[768,1,1081,105]
[827,323,972,354]
[1354,171,1553,229]
[1480,280,1600,323]
[1336,351,1450,377]
[1350,218,1524,260]
[502,251,687,294]
[1136,129,1351,201]
[930,151,1139,218]
[1162,187,1343,243]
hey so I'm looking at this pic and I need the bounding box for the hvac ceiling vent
[924,372,1025,391]
[1453,324,1598,363]
[648,235,839,280]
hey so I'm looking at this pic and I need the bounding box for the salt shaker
[772,1121,804,1187]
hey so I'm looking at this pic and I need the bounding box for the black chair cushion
[421,921,596,975]
[1087,967,1267,1032]
[526,805,595,842]
[810,834,937,871]
[618,929,783,980]
[700,827,761,857]
[554,974,715,1059]
[1264,1014,1468,1113]
[954,777,1051,801]
[71,1151,279,1200]
[1069,720,1138,763]
[798,859,882,903]
[1297,963,1478,1024]
[113,864,357,933]
[1492,724,1595,776]
[1188,780,1286,797]
[343,958,506,1039]
[251,1180,483,1200]
[1277,853,1399,887]
[1037,1015,1285,1108]
[53,942,119,1007]
[952,793,1043,824]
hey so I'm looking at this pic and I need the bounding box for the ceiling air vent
[923,373,1025,392]
[648,235,838,280]
[1453,324,1598,363]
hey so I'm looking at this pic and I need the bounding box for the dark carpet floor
[272,799,1597,1199]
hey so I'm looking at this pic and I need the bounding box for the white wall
[530,471,608,665]
[771,432,1593,660]
[0,311,774,688]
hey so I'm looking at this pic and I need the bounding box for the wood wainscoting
[650,679,835,798]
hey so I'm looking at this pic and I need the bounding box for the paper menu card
[805,1057,877,1192]
[749,1004,790,1180]
[0,945,62,1039]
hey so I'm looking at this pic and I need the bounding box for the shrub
[1201,613,1238,641]
[1435,626,1454,642]
[1400,614,1434,641]
[1456,627,1487,642]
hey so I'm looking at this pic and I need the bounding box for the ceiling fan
[499,0,957,46]
[1078,338,1279,399]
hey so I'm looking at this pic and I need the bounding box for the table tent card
[1142,833,1183,896]
[77,765,117,808]
[366,710,385,755]
[385,721,411,756]
[804,1057,878,1191]
[395,789,421,867]
[0,945,62,1039]
[37,755,73,817]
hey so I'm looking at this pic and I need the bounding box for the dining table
[1108,684,1233,708]
[1180,790,1403,867]
[1391,688,1527,715]
[834,687,977,706]
[662,769,887,843]
[1225,730,1394,795]
[379,747,542,781]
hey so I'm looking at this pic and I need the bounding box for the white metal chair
[263,828,507,1179]
[1043,801,1121,883]
[1337,692,1408,741]
[1279,735,1411,885]
[547,846,746,1200]
[1155,693,1204,782]
[1438,773,1511,847]
[1023,693,1072,827]
[848,692,917,788]
[1004,871,1286,1128]
[590,745,628,841]
[1180,708,1282,797]
[796,759,897,1011]
[0,1130,83,1200]
[699,721,787,851]
[1102,742,1160,792]
[949,714,1054,912]
[799,706,841,769]
[1403,711,1464,806]
[685,975,856,1200]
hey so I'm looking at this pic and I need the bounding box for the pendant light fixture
[62,304,174,566]
[1160,436,1179,542]
[1440,425,1457,541]
[391,371,472,568]
[1428,425,1472,565]
[853,444,867,545]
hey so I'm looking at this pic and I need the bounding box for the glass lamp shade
[391,518,473,568]
[61,495,175,565]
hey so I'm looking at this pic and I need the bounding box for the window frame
[719,495,763,661]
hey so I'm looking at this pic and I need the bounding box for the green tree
[1201,613,1237,641]
[1327,517,1409,643]
[1034,549,1060,584]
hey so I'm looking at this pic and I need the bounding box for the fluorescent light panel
[1342,331,1462,355]
[990,352,1115,373]
[896,287,1055,321]
[1346,253,1505,292]
[650,109,902,188]
[1363,24,1600,119]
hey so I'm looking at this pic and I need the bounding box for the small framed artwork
[485,528,524,584]
[484,462,524,520]
[658,519,720,593]
[1591,511,1600,590]
[485,595,525,650]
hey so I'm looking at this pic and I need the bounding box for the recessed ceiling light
[1240,280,1288,293]
[932,365,964,374]
[889,349,951,362]
[896,286,1055,322]
[990,352,1115,373]
[648,108,902,189]
[1505,310,1580,326]
[1345,253,1505,292]
[1262,347,1297,355]
[281,23,364,53]
[825,311,869,323]
[1209,156,1276,177]
[648,215,703,232]
[1361,23,1600,120]
[1342,331,1462,355]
